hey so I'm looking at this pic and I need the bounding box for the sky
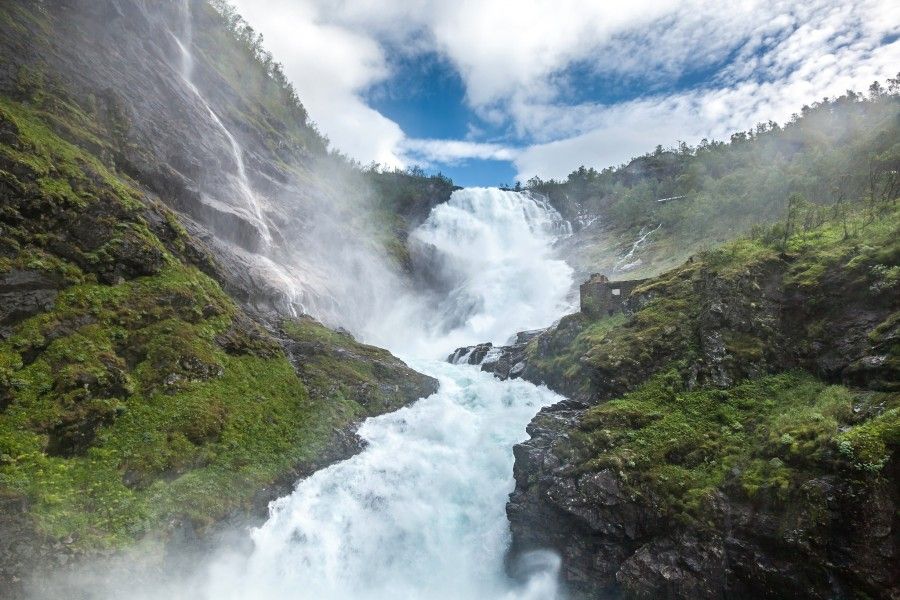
[232,0,900,187]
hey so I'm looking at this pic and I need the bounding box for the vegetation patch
[569,371,897,524]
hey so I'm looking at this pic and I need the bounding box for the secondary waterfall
[173,1,272,246]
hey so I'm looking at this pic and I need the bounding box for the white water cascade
[365,188,575,357]
[83,187,575,600]
[200,188,572,600]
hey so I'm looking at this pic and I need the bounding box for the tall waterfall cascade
[142,9,577,595]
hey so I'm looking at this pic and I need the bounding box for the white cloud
[515,1,900,180]
[231,0,406,167]
[400,139,517,165]
[233,0,900,179]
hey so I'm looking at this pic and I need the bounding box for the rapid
[197,187,575,600]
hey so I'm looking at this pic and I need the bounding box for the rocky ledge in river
[447,329,544,380]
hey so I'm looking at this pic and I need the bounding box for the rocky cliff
[498,215,898,599]
[0,0,444,594]
[0,0,455,323]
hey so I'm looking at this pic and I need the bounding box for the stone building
[579,273,646,317]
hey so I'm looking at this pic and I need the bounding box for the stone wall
[579,274,646,317]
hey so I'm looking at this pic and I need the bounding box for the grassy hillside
[510,206,899,598]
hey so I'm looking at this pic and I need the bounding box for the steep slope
[500,213,899,598]
[0,0,455,325]
[0,97,437,593]
[0,0,445,593]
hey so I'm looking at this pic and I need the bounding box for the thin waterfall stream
[172,2,271,246]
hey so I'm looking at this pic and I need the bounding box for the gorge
[0,1,897,599]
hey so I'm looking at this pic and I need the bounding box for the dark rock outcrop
[501,242,899,599]
[448,329,543,379]
[0,270,63,338]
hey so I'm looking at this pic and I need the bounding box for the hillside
[465,209,899,598]
[534,87,900,283]
[0,0,444,594]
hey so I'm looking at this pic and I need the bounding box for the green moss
[0,98,138,211]
[282,316,428,416]
[569,372,894,524]
[0,256,346,548]
[836,405,900,472]
[0,96,408,552]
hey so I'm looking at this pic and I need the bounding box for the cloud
[400,139,517,165]
[514,1,900,180]
[233,0,900,179]
[231,0,406,167]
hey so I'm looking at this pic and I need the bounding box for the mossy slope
[0,97,435,588]
[510,212,899,599]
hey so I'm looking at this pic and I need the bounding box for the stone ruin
[579,273,646,317]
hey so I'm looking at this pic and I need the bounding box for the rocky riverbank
[459,217,898,599]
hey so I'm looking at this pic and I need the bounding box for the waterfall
[614,222,660,273]
[183,188,572,600]
[74,188,572,600]
[202,362,565,600]
[364,188,575,357]
[173,1,272,247]
[188,188,573,600]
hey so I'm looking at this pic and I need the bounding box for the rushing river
[204,361,565,600]
[199,188,574,600]
[199,187,574,600]
[70,188,574,600]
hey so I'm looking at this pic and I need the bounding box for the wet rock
[503,257,899,599]
[0,270,64,338]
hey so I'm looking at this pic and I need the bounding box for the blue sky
[234,0,899,187]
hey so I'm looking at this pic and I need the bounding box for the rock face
[448,329,543,379]
[0,0,454,322]
[0,1,444,593]
[501,237,899,599]
[0,270,62,339]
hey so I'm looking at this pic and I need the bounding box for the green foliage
[570,372,896,523]
[532,83,900,279]
[530,207,898,528]
[282,316,433,416]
